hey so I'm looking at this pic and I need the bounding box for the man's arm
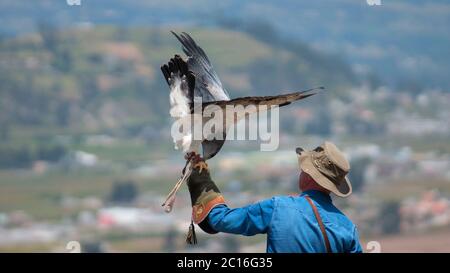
[208,199,274,236]
[186,156,274,235]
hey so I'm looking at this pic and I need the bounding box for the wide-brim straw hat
[296,141,352,198]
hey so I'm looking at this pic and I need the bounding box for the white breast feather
[169,78,190,118]
[169,77,198,153]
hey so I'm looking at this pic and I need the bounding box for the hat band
[311,152,347,185]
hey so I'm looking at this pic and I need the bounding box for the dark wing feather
[202,87,323,109]
[171,31,230,102]
[200,87,323,160]
[161,54,195,104]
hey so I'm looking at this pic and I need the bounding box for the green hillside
[0,26,354,135]
[0,25,356,170]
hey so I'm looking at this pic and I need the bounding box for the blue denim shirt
[208,190,363,253]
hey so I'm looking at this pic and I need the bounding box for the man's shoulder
[270,194,303,207]
[272,194,299,200]
[273,195,355,224]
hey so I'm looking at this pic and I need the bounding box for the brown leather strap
[305,196,331,253]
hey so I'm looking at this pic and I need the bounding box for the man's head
[296,141,352,197]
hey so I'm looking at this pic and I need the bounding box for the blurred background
[0,0,450,253]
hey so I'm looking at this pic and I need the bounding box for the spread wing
[202,88,322,109]
[171,31,230,102]
[199,88,323,160]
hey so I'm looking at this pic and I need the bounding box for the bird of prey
[161,31,323,212]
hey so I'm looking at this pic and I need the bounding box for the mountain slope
[0,26,355,132]
[0,0,448,90]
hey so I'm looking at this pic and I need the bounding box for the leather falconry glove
[185,155,226,243]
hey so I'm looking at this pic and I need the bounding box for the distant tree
[268,174,281,190]
[109,180,138,204]
[0,146,32,169]
[56,101,71,127]
[81,241,105,253]
[164,226,178,253]
[241,19,278,45]
[348,157,371,193]
[36,144,67,162]
[37,21,59,52]
[223,236,240,252]
[52,47,73,73]
[37,21,73,72]
[0,122,10,141]
[379,201,401,235]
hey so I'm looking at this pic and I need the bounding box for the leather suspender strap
[305,196,331,253]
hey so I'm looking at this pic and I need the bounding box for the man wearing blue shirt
[186,141,363,253]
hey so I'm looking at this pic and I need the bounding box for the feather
[161,55,197,152]
[202,87,323,110]
[171,31,230,102]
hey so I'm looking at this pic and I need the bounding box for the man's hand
[186,156,226,234]
[187,152,209,174]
